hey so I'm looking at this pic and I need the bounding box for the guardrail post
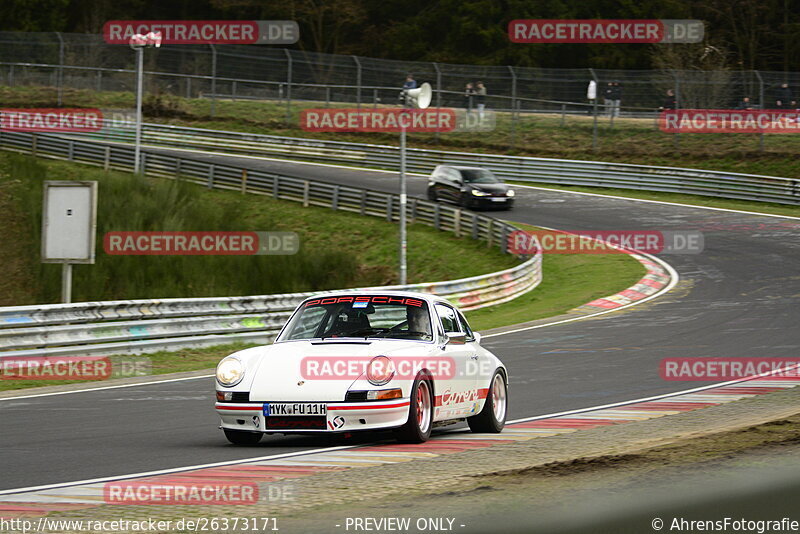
[273,175,280,198]
[104,146,111,170]
[32,133,37,156]
[433,204,441,230]
[241,169,248,194]
[386,195,393,221]
[486,219,493,248]
[284,49,293,124]
[454,209,461,237]
[332,185,339,210]
[210,45,218,118]
[303,180,310,207]
[360,191,367,215]
[141,152,146,174]
[471,214,478,239]
[410,198,418,222]
[500,225,509,253]
[207,164,215,189]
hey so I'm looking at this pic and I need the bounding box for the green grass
[465,223,646,331]
[4,84,800,183]
[0,152,518,305]
[0,343,256,392]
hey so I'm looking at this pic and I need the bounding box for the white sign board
[42,181,97,264]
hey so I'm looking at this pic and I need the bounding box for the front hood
[471,183,509,195]
[247,339,435,402]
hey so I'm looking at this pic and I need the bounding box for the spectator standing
[736,96,753,110]
[464,82,476,111]
[609,81,622,117]
[399,74,417,107]
[475,81,487,118]
[775,83,795,109]
[659,89,676,111]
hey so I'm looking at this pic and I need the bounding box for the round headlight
[216,357,244,387]
[366,356,395,386]
[507,189,515,197]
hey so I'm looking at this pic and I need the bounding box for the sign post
[42,181,98,303]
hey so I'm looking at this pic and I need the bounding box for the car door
[434,303,478,419]
[444,168,463,203]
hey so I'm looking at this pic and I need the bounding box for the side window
[455,310,475,341]
[435,304,460,333]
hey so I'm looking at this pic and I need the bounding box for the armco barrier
[0,131,541,358]
[75,122,800,205]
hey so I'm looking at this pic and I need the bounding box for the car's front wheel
[223,428,263,445]
[395,375,434,443]
[468,370,507,433]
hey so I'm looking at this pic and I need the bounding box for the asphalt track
[1,146,798,491]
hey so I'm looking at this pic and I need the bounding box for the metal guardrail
[81,122,800,205]
[0,131,542,358]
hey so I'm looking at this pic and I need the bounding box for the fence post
[9,64,14,86]
[273,176,280,198]
[560,103,566,126]
[207,164,215,189]
[672,70,681,151]
[96,70,103,92]
[326,86,331,108]
[754,70,765,152]
[210,45,217,118]
[284,49,293,124]
[303,180,310,207]
[486,219,493,248]
[104,146,110,170]
[508,65,517,116]
[433,62,442,142]
[241,169,248,194]
[471,214,478,239]
[589,68,599,151]
[232,80,237,101]
[454,209,461,237]
[186,77,192,99]
[433,204,441,230]
[55,32,64,107]
[353,55,362,110]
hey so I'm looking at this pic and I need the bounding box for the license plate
[490,197,507,202]
[263,402,327,416]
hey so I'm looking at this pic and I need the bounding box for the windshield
[460,169,500,184]
[278,295,434,342]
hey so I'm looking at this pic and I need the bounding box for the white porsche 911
[215,291,508,444]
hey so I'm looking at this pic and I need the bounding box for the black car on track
[426,165,515,210]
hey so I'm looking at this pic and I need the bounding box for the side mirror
[446,332,467,345]
[473,332,482,344]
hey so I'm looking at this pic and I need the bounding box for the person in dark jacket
[736,96,753,110]
[659,89,676,111]
[775,83,795,109]
[464,82,476,110]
